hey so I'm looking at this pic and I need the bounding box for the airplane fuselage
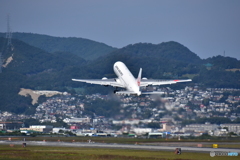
[113,61,141,95]
[72,61,192,96]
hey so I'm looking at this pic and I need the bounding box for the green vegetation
[203,56,240,69]
[0,32,117,60]
[0,33,240,114]
[0,144,239,160]
[84,98,121,117]
[0,38,86,113]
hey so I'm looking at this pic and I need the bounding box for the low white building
[52,127,66,133]
[20,125,53,133]
[132,128,152,135]
[220,124,240,134]
[112,119,140,125]
[182,123,219,132]
[63,117,90,123]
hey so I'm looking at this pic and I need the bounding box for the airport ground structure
[0,86,240,138]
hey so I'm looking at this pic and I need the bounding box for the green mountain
[0,37,87,113]
[115,42,202,64]
[196,56,240,88]
[0,32,117,60]
[87,42,201,77]
[79,42,240,89]
[203,55,240,69]
[0,35,240,115]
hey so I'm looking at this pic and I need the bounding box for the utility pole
[0,52,2,73]
[1,14,14,73]
[6,14,12,48]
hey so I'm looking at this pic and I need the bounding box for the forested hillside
[84,42,240,89]
[82,43,200,80]
[0,32,117,60]
[0,34,240,114]
[0,37,86,113]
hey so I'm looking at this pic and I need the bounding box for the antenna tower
[6,14,12,47]
[0,52,2,73]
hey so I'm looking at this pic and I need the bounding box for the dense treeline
[203,56,240,69]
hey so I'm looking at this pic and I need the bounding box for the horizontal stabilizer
[115,91,139,95]
[115,91,164,95]
[141,91,164,94]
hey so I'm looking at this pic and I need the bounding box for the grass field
[0,144,238,160]
[0,137,239,159]
[1,136,240,149]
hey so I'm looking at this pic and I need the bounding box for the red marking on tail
[137,80,140,86]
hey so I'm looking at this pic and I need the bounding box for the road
[0,140,239,153]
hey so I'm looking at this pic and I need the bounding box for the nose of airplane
[113,61,123,68]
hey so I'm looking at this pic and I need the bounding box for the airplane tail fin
[137,68,142,86]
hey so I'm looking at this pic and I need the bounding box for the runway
[0,140,239,153]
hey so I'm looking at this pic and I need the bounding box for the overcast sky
[1,0,240,59]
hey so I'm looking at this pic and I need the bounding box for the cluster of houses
[0,86,240,137]
[33,93,84,123]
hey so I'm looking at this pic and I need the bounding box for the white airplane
[72,61,192,96]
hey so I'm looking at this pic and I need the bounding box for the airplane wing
[72,78,125,88]
[140,79,192,87]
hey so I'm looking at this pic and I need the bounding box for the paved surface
[143,141,240,147]
[0,141,239,153]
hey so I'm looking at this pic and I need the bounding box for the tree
[202,98,210,106]
[147,122,160,128]
[23,118,40,127]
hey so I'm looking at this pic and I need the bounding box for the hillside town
[0,86,240,137]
